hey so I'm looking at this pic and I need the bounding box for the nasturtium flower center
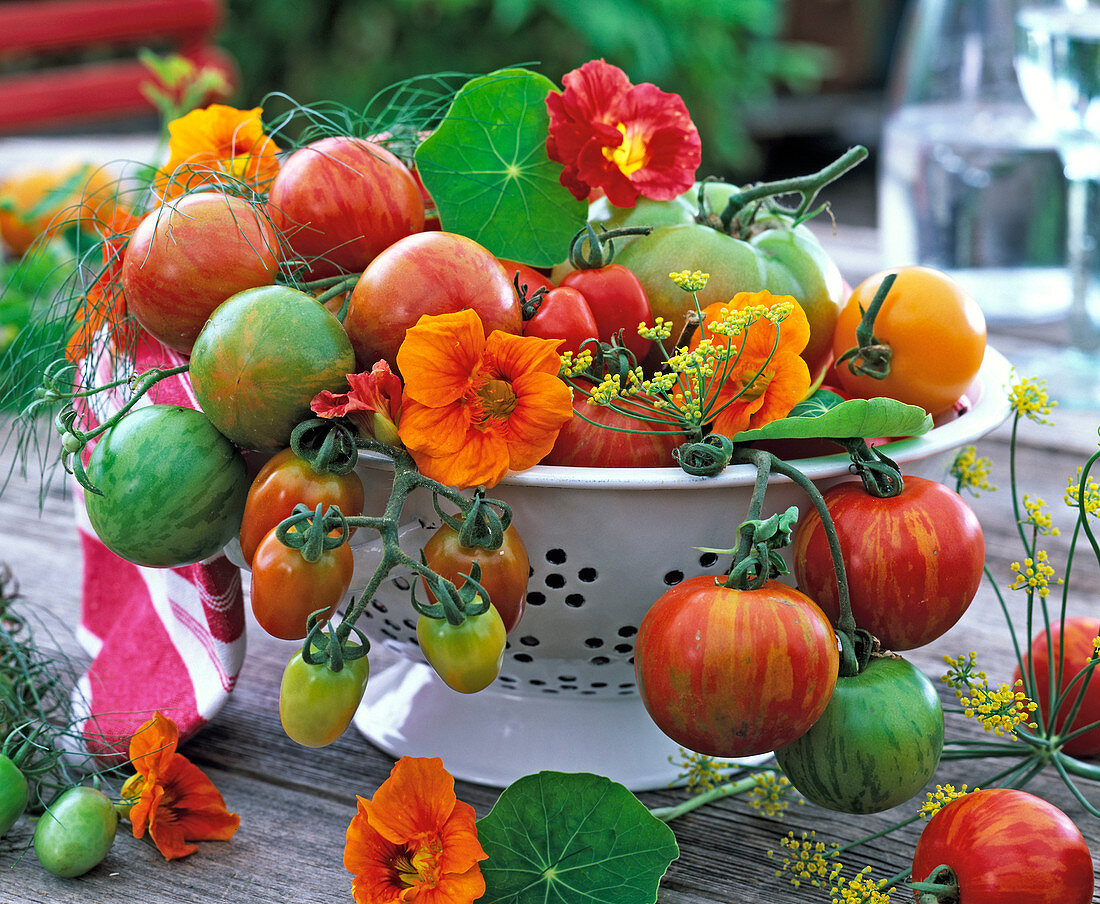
[393,845,438,890]
[476,378,518,423]
[605,123,649,176]
[738,367,774,403]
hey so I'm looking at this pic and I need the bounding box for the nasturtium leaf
[733,396,933,443]
[414,68,588,266]
[477,771,679,904]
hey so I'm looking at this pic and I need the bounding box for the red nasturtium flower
[312,361,404,446]
[696,290,812,437]
[65,205,145,362]
[154,104,281,201]
[344,756,487,904]
[396,309,573,489]
[120,711,240,860]
[545,58,701,208]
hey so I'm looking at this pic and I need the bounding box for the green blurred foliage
[219,0,829,177]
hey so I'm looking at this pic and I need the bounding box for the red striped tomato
[1016,617,1100,756]
[912,789,1093,904]
[791,476,984,651]
[634,576,839,757]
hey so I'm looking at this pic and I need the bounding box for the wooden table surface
[3,224,1100,902]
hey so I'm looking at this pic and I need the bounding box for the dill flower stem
[648,775,760,822]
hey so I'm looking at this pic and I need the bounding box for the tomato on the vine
[239,448,366,567]
[279,644,370,748]
[831,266,987,416]
[634,576,839,757]
[417,605,507,694]
[774,655,943,814]
[791,476,984,651]
[250,525,354,641]
[421,522,530,633]
[1016,617,1100,756]
[912,789,1093,904]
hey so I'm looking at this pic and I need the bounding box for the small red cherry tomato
[560,264,653,362]
[522,286,600,356]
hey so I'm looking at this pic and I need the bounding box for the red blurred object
[0,0,236,134]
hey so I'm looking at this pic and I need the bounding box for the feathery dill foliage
[0,565,127,812]
[262,70,484,157]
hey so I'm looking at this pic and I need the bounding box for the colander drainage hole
[564,594,584,607]
[545,573,566,589]
[546,548,567,564]
[578,567,597,582]
[699,552,719,568]
[664,569,684,585]
[526,591,546,606]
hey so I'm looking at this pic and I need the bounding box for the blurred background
[0,0,911,226]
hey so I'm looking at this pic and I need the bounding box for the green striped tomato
[634,577,839,757]
[791,476,984,651]
[190,285,357,452]
[773,655,943,814]
[0,753,27,836]
[33,786,118,878]
[84,405,249,567]
[912,789,1093,904]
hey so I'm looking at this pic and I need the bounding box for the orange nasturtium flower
[65,205,145,362]
[692,290,812,437]
[154,104,281,201]
[396,309,573,489]
[344,756,487,904]
[120,711,240,860]
[545,58,701,208]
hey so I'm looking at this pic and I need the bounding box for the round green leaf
[733,394,933,443]
[477,771,679,904]
[414,68,588,266]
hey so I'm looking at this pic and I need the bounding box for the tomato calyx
[834,272,897,381]
[909,864,959,904]
[838,437,905,499]
[299,611,371,673]
[289,417,359,475]
[566,222,652,270]
[433,488,510,551]
[276,502,350,563]
[412,559,492,625]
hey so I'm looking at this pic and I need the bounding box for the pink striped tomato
[121,193,280,354]
[267,136,425,278]
[791,476,984,651]
[1016,617,1100,756]
[634,576,839,757]
[912,789,1093,904]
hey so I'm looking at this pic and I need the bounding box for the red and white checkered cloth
[70,334,246,759]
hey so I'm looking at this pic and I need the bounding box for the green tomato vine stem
[717,145,868,235]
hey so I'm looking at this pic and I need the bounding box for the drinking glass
[1015,0,1100,404]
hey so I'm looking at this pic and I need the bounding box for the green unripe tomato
[774,655,944,814]
[279,644,370,748]
[33,786,118,877]
[83,405,250,568]
[417,604,507,694]
[613,212,843,382]
[0,753,28,836]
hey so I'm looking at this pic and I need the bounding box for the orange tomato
[831,266,986,416]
